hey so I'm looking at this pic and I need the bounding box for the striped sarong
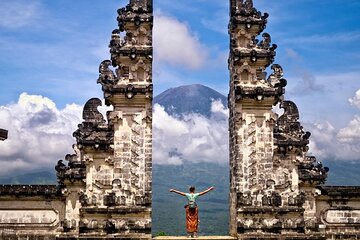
[185,205,199,233]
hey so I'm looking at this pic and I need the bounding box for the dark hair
[189,186,195,193]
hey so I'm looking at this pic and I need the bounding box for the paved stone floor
[153,236,236,240]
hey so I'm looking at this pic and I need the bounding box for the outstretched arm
[199,186,215,196]
[169,189,186,196]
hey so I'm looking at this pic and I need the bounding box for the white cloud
[211,99,229,117]
[0,1,41,28]
[307,119,360,162]
[306,121,337,160]
[349,89,360,109]
[153,101,228,165]
[154,13,208,69]
[0,93,82,176]
[306,87,360,161]
[337,116,360,144]
[153,104,189,137]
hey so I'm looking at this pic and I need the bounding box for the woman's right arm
[169,189,186,196]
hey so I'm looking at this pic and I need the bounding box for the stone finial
[231,0,254,15]
[117,0,153,31]
[82,98,105,124]
[55,157,86,186]
[98,60,116,87]
[229,0,269,35]
[299,156,329,185]
[267,64,286,87]
[130,0,152,9]
[55,160,67,182]
[73,98,113,149]
[278,101,300,123]
[274,100,313,154]
[258,33,276,50]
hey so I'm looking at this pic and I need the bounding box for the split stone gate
[1,0,360,239]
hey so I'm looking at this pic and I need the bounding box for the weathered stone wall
[317,186,360,238]
[0,185,64,239]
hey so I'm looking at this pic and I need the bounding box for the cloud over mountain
[153,13,208,69]
[1,85,360,176]
[152,84,229,165]
[153,101,228,165]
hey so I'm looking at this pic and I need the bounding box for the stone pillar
[228,1,328,238]
[97,0,153,238]
[56,1,153,238]
[229,1,281,236]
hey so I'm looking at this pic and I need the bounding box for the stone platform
[153,237,236,240]
[153,236,330,240]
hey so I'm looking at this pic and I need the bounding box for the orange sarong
[185,205,199,233]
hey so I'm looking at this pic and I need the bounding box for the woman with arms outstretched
[170,186,214,238]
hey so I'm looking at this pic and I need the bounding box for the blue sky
[0,0,360,174]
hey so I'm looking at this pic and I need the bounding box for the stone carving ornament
[98,60,116,88]
[274,100,311,151]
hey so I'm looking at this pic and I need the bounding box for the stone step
[153,236,237,240]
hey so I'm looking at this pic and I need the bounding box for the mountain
[154,84,227,118]
[0,171,56,185]
[323,160,360,186]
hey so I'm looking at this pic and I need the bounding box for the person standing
[169,186,215,238]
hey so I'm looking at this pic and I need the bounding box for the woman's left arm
[198,186,215,196]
